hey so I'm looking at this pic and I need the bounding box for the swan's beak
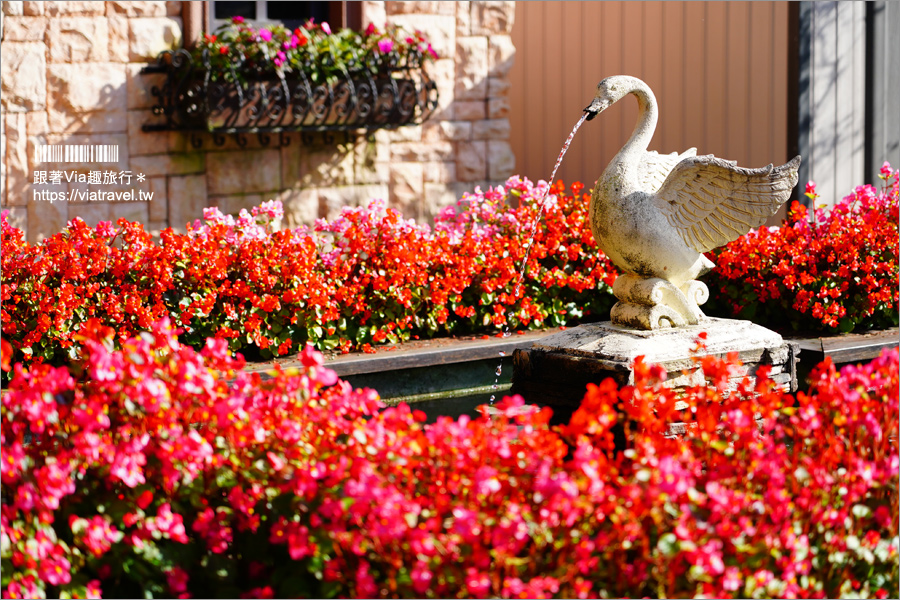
[583,97,606,121]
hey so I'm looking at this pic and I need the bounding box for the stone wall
[1,0,516,242]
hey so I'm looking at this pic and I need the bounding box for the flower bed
[2,167,897,378]
[1,178,616,375]
[194,17,438,86]
[1,321,897,598]
[705,164,899,332]
[152,18,440,132]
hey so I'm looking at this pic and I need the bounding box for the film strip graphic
[35,145,119,163]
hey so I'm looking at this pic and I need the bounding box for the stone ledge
[788,328,898,364]
[513,318,799,408]
[531,317,787,367]
[242,328,558,378]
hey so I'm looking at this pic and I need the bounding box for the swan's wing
[638,148,697,193]
[653,155,801,253]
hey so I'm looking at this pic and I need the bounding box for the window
[209,1,361,31]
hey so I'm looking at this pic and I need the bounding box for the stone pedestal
[511,318,798,410]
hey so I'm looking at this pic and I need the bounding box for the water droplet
[498,351,506,357]
[495,366,503,377]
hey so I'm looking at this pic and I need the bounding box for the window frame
[207,1,360,32]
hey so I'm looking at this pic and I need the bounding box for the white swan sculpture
[583,75,800,330]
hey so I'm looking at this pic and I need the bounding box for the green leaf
[657,532,678,556]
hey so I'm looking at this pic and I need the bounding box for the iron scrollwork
[141,49,438,146]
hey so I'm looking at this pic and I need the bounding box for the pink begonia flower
[259,28,273,42]
[232,16,244,24]
[152,503,189,543]
[79,516,120,557]
[805,181,818,199]
[15,482,36,511]
[38,555,72,586]
[89,348,125,382]
[722,566,742,591]
[466,569,490,597]
[253,199,284,220]
[474,465,501,496]
[377,39,394,53]
[321,21,332,34]
[96,221,116,237]
[411,561,433,594]
[165,567,189,594]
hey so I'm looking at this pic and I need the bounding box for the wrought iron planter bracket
[141,49,439,147]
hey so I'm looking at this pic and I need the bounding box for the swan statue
[582,75,800,330]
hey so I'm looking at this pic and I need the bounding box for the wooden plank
[867,0,900,185]
[880,2,900,180]
[661,2,686,154]
[788,329,899,365]
[508,1,527,187]
[866,1,888,185]
[728,2,752,163]
[771,2,789,165]
[559,0,585,185]
[240,328,565,377]
[600,1,627,172]
[811,2,839,203]
[578,1,591,181]
[543,2,565,183]
[683,2,707,152]
[749,1,774,168]
[819,330,899,364]
[706,2,729,158]
[528,1,548,183]
[850,1,866,187]
[834,1,865,195]
[794,1,814,197]
[642,2,665,153]
[767,2,791,225]
[621,1,644,145]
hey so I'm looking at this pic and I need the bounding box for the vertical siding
[706,2,728,156]
[810,3,839,201]
[804,1,866,204]
[509,1,791,190]
[867,1,900,185]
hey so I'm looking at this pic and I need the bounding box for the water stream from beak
[488,112,589,405]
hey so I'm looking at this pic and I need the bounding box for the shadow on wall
[801,1,867,206]
[3,64,142,243]
[0,3,187,243]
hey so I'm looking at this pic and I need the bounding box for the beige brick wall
[1,1,516,242]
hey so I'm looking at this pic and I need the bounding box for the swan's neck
[620,81,657,159]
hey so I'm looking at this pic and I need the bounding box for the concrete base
[511,317,798,410]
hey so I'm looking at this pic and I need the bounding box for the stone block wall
[1,1,516,242]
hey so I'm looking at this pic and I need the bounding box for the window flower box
[142,19,438,135]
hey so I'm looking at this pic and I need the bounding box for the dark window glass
[215,1,257,20]
[267,1,330,29]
